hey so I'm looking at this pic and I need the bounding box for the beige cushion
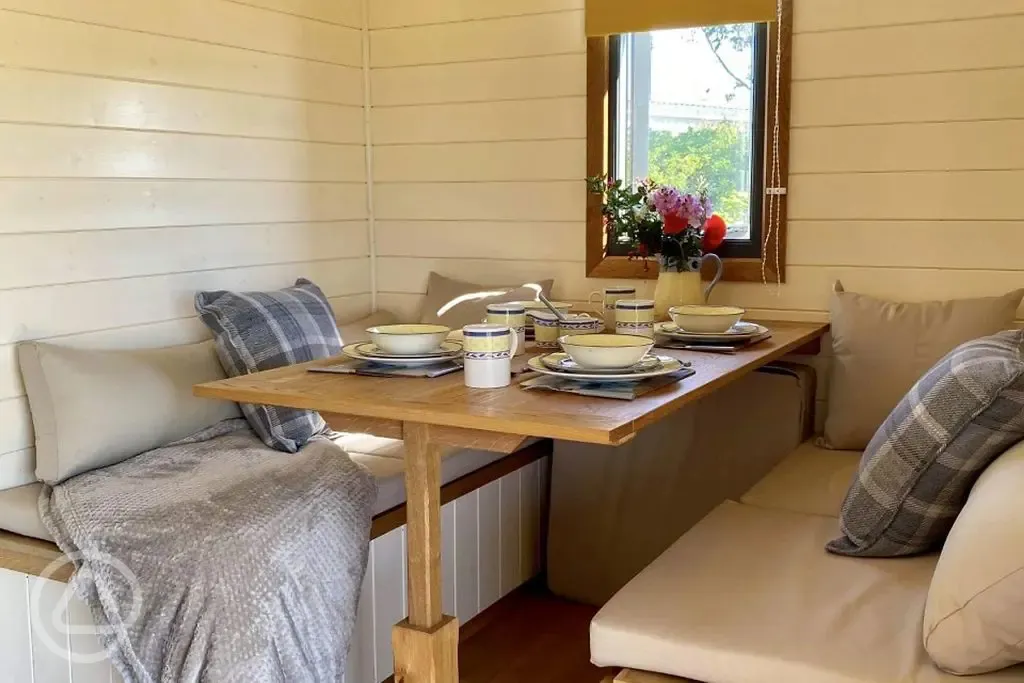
[740,440,861,518]
[19,341,242,484]
[337,310,399,345]
[924,440,1024,675]
[824,283,1023,450]
[0,447,35,493]
[591,501,1024,683]
[0,483,52,541]
[418,272,553,328]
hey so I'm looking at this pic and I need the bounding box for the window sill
[587,255,780,283]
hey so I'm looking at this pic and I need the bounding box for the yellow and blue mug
[462,323,519,388]
[615,299,656,338]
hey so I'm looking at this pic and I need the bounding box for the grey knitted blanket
[39,419,377,683]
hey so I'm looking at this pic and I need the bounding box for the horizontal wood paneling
[788,221,1024,271]
[371,54,586,106]
[791,68,1024,127]
[369,0,581,29]
[789,171,1024,220]
[370,11,583,68]
[792,0,1024,33]
[790,120,1024,173]
[373,140,584,182]
[793,15,1024,81]
[375,221,583,260]
[0,259,369,346]
[0,12,363,104]
[0,0,362,66]
[0,69,365,143]
[372,97,585,144]
[374,181,584,221]
[0,124,364,181]
[0,222,368,290]
[228,0,362,28]
[1,180,367,232]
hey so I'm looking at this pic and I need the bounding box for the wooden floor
[388,581,616,683]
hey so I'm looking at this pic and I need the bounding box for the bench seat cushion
[739,440,860,518]
[592,501,1024,683]
[0,436,509,543]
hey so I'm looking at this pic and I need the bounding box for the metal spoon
[537,292,568,321]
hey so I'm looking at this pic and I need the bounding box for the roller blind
[586,0,777,36]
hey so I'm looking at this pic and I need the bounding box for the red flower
[702,214,727,252]
[663,213,688,236]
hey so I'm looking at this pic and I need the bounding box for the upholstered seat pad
[591,501,1024,683]
[740,440,861,518]
[0,435,508,543]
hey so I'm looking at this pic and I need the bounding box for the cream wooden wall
[367,0,1024,322]
[0,0,370,482]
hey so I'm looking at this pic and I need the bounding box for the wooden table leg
[392,422,459,683]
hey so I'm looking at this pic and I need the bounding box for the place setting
[520,332,694,400]
[311,324,466,378]
[654,305,771,353]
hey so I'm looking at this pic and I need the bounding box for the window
[585,1,791,283]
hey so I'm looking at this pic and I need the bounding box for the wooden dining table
[193,319,828,683]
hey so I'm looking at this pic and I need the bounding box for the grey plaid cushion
[195,278,342,453]
[828,329,1024,557]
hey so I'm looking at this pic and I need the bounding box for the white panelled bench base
[0,456,548,683]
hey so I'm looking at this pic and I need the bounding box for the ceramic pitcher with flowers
[587,176,730,320]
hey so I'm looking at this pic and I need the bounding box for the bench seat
[739,440,860,518]
[0,433,512,543]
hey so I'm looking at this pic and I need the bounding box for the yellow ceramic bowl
[668,305,745,334]
[367,324,450,355]
[558,333,653,370]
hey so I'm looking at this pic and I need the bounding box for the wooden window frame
[585,0,792,283]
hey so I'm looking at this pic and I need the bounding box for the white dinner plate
[352,340,463,360]
[342,341,462,366]
[527,354,687,382]
[540,353,662,375]
[655,321,767,343]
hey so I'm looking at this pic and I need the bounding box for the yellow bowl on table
[366,323,450,355]
[667,305,745,334]
[558,333,654,370]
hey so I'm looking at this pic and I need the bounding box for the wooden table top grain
[194,320,828,446]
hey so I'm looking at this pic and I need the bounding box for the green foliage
[647,123,751,227]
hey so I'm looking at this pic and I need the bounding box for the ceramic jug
[652,253,723,320]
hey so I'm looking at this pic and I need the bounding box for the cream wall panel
[791,68,1024,127]
[371,54,586,106]
[0,12,362,104]
[793,16,1024,80]
[0,0,362,66]
[372,97,585,144]
[0,125,364,182]
[788,221,1024,271]
[793,0,1024,33]
[231,0,362,28]
[1,180,367,232]
[370,11,584,68]
[375,221,582,260]
[453,491,480,625]
[0,259,369,346]
[0,68,364,143]
[478,480,501,612]
[374,181,583,221]
[499,473,521,596]
[789,171,1024,221]
[374,140,585,182]
[369,0,581,29]
[790,120,1024,173]
[0,221,368,290]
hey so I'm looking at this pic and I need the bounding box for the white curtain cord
[762,0,784,291]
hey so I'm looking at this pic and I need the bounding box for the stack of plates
[655,321,768,344]
[527,353,686,382]
[342,340,463,366]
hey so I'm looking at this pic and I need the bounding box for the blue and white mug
[462,324,520,388]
